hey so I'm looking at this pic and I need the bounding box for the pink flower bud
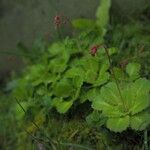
[90,46,98,56]
[54,15,61,28]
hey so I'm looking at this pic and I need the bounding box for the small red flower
[54,14,70,29]
[90,45,99,56]
[54,15,61,28]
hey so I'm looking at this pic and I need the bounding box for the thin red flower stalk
[104,45,127,111]
[90,44,127,111]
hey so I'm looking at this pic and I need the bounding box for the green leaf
[27,64,45,81]
[122,84,135,112]
[52,98,73,113]
[72,19,95,30]
[126,62,141,80]
[94,61,110,86]
[53,79,74,98]
[57,101,73,113]
[72,76,83,101]
[86,111,106,127]
[92,78,150,117]
[91,77,150,132]
[112,67,125,81]
[99,82,122,105]
[125,78,150,115]
[65,67,85,79]
[92,99,125,118]
[80,88,100,103]
[64,38,79,54]
[92,82,127,117]
[35,84,47,96]
[48,42,65,56]
[96,0,111,35]
[122,78,150,115]
[132,78,150,95]
[81,57,99,83]
[72,76,83,89]
[48,53,69,73]
[12,79,33,100]
[92,100,125,117]
[86,88,100,102]
[15,101,28,120]
[130,112,150,131]
[130,94,149,115]
[108,47,118,55]
[106,116,130,132]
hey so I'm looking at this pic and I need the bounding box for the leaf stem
[103,45,127,111]
[56,27,62,40]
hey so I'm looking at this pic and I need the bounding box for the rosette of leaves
[50,45,117,113]
[90,63,150,132]
[10,36,118,115]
